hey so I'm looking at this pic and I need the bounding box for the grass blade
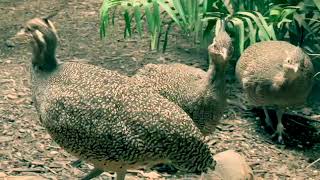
[134,5,143,37]
[124,8,132,38]
[236,11,271,41]
[230,17,245,53]
[240,16,256,44]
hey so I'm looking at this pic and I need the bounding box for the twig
[253,170,290,177]
[285,112,320,123]
[10,168,46,173]
[43,166,58,175]
[287,118,312,128]
[227,99,248,110]
[306,158,320,169]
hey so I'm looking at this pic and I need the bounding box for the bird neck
[31,40,58,72]
[207,58,226,93]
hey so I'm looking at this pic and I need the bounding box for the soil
[0,0,319,179]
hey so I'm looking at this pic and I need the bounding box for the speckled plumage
[235,40,314,143]
[235,41,314,107]
[18,18,217,179]
[133,21,233,135]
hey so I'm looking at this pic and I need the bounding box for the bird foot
[271,123,286,144]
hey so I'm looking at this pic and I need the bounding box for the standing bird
[13,17,219,180]
[235,41,314,143]
[133,20,234,136]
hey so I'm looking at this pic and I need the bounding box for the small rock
[6,94,18,100]
[32,161,45,166]
[5,60,12,64]
[16,152,22,157]
[0,172,7,177]
[50,151,59,155]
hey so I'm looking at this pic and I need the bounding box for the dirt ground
[0,0,319,179]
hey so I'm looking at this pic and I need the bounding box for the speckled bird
[235,41,314,143]
[132,20,234,136]
[14,17,218,180]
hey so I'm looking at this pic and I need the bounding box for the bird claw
[271,124,286,144]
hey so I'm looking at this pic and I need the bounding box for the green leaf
[163,21,173,53]
[230,17,245,54]
[124,8,131,38]
[99,0,128,38]
[240,16,256,44]
[152,0,161,31]
[236,11,271,41]
[313,0,320,11]
[144,3,154,34]
[270,8,282,17]
[134,5,143,37]
[172,0,188,25]
[254,11,277,40]
[157,0,184,28]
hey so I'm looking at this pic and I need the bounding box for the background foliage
[100,0,320,57]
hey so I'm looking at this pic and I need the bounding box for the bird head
[208,19,234,68]
[282,48,304,80]
[10,15,59,66]
[11,15,58,53]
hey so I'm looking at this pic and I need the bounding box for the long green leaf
[240,16,256,44]
[100,0,128,38]
[134,5,143,36]
[236,11,270,41]
[144,3,154,34]
[230,17,245,53]
[172,0,188,25]
[313,0,320,11]
[152,0,161,51]
[163,21,173,53]
[254,11,277,40]
[124,8,131,38]
[157,0,184,28]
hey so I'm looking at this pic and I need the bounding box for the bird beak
[220,47,228,60]
[9,29,30,44]
[292,64,299,73]
[283,64,299,73]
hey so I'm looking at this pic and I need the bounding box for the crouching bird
[13,17,224,180]
[235,41,314,144]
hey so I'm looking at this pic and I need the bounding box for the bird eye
[26,27,32,32]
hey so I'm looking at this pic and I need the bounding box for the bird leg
[271,108,286,144]
[263,107,274,130]
[81,168,104,180]
[116,170,126,180]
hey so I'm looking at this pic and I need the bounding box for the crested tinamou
[132,19,234,136]
[12,17,227,180]
[235,40,314,143]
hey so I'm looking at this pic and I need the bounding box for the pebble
[0,172,7,177]
[50,151,59,155]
